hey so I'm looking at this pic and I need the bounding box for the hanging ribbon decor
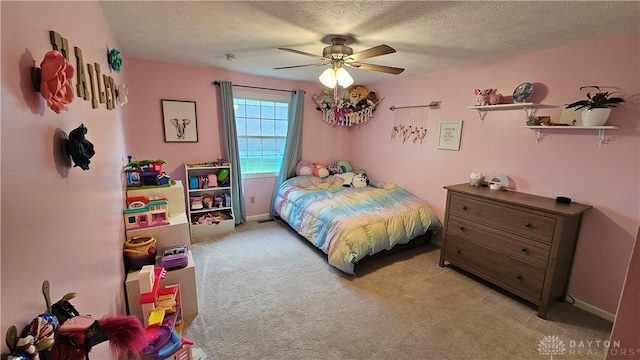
[312,85,381,127]
[390,101,441,145]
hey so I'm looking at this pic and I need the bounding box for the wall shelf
[468,103,535,121]
[521,125,618,147]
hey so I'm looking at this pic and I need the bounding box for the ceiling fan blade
[348,44,396,62]
[273,62,328,70]
[278,47,325,60]
[348,62,405,75]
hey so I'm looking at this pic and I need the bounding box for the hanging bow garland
[312,85,381,127]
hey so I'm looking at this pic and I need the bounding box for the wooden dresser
[439,183,591,318]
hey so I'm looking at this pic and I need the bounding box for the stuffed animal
[351,173,368,188]
[335,171,368,188]
[487,89,504,105]
[295,160,313,176]
[335,171,354,186]
[474,89,491,106]
[312,89,333,111]
[366,91,379,106]
[313,163,329,178]
[326,163,342,175]
[348,88,360,106]
[335,160,352,173]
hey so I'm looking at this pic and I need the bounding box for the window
[234,92,289,176]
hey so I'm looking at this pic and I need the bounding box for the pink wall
[350,33,640,315]
[1,2,130,357]
[123,57,351,215]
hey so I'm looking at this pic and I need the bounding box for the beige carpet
[184,220,612,360]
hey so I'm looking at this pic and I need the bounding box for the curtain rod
[211,81,294,93]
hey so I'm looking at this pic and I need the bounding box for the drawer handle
[521,247,528,253]
[461,206,468,211]
[525,222,532,228]
[516,274,523,280]
[456,249,462,255]
[459,226,465,232]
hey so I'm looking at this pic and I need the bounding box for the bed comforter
[273,175,442,274]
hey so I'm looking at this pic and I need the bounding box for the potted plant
[565,86,625,126]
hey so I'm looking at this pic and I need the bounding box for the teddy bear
[474,88,491,106]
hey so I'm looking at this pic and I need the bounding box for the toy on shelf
[185,158,229,167]
[123,195,169,230]
[124,157,170,187]
[124,235,157,270]
[161,245,189,271]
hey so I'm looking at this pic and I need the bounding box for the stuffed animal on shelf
[487,89,504,105]
[474,89,491,106]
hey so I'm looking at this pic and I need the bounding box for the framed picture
[162,100,198,142]
[437,121,463,150]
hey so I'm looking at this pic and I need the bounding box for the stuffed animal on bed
[313,163,329,178]
[326,163,342,175]
[335,171,368,188]
[295,160,313,176]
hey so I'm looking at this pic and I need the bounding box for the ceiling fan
[274,35,405,81]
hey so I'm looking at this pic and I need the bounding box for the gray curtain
[218,81,246,225]
[270,89,305,216]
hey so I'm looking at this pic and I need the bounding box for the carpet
[183,220,612,360]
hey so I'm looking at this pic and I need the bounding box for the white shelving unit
[124,180,198,323]
[521,125,618,147]
[468,103,536,121]
[185,162,235,242]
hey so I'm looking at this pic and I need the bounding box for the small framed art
[162,99,198,142]
[437,121,463,150]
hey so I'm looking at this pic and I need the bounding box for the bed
[273,175,442,274]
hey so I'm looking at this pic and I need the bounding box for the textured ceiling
[100,1,640,85]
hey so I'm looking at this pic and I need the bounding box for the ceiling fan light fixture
[319,68,337,88]
[335,67,354,87]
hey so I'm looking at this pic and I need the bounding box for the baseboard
[566,295,615,322]
[246,214,272,222]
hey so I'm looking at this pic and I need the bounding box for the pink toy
[474,89,491,106]
[487,89,504,105]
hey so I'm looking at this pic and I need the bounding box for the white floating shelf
[521,125,619,147]
[468,103,535,120]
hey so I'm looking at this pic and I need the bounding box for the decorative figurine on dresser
[439,183,591,319]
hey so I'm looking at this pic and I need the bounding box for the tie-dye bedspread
[274,175,442,274]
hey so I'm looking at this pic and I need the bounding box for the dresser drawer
[447,215,550,268]
[449,194,556,242]
[444,235,545,302]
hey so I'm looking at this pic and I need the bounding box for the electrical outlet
[250,196,255,204]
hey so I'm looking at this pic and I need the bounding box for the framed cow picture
[161,99,198,142]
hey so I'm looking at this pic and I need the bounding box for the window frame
[233,90,290,178]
